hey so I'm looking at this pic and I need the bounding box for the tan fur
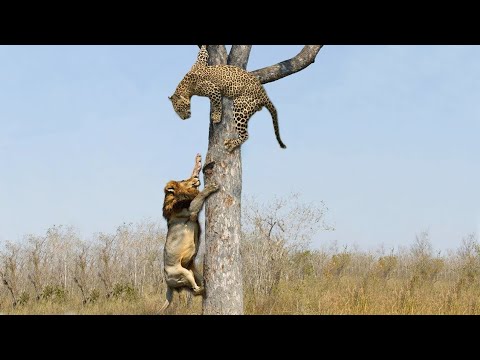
[169,45,287,152]
[159,154,219,312]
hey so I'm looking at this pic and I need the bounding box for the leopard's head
[169,94,191,120]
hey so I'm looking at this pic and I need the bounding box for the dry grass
[1,195,479,315]
[241,231,480,315]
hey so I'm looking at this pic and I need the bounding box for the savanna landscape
[1,195,479,315]
[1,45,479,315]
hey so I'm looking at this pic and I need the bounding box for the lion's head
[168,94,191,120]
[162,176,200,219]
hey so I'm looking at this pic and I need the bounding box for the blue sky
[0,45,479,251]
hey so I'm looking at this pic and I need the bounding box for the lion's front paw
[211,111,222,124]
[224,139,237,153]
[193,286,205,296]
[205,183,220,193]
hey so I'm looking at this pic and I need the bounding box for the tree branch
[228,45,252,69]
[206,45,228,66]
[250,45,324,84]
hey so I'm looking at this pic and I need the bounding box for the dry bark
[201,45,322,315]
[250,45,323,84]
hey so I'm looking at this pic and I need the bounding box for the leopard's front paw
[224,139,238,153]
[211,111,222,124]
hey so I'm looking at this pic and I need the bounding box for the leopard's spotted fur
[169,45,286,152]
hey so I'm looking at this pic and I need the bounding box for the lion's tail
[159,287,174,313]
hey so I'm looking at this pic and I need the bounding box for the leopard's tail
[192,45,209,68]
[265,99,287,149]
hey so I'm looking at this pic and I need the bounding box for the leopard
[159,153,219,312]
[169,45,287,152]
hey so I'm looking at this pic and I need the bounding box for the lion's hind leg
[170,265,204,295]
[189,262,205,296]
[191,265,204,288]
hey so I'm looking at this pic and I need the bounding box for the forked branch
[228,45,252,67]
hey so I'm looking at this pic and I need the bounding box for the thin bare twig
[191,153,202,178]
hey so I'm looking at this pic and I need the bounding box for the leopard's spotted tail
[192,45,209,69]
[264,99,287,149]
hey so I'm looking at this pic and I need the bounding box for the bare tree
[201,45,323,314]
[73,241,92,304]
[26,235,47,301]
[0,242,22,307]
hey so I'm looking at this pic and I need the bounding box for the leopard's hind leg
[224,96,261,152]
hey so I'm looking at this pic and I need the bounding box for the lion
[159,153,219,312]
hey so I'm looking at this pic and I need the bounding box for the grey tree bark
[201,45,322,315]
[202,45,250,315]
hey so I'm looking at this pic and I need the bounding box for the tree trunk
[202,46,251,315]
[201,45,322,315]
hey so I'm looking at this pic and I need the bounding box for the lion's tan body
[159,154,218,312]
